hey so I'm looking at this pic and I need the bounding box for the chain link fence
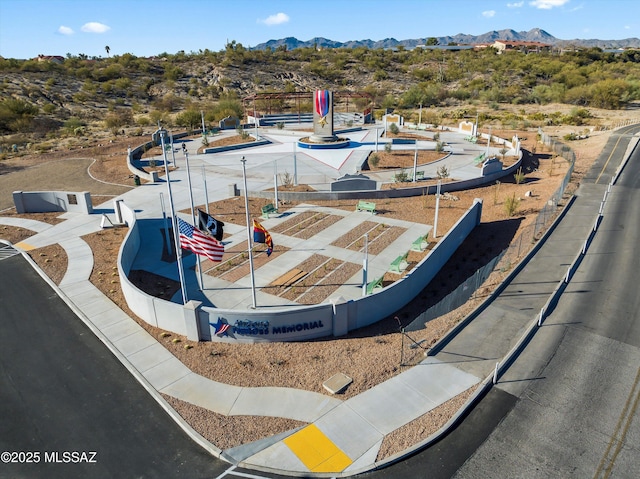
[405,130,575,334]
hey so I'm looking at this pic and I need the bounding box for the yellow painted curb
[283,423,352,473]
[14,242,36,251]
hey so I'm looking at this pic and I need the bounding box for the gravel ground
[0,117,633,459]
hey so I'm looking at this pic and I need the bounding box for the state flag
[252,219,273,256]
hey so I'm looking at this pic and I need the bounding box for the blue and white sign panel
[199,304,333,343]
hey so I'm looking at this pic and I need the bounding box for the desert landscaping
[1,104,639,457]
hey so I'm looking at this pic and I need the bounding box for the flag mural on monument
[177,217,224,262]
[315,89,330,126]
[253,219,273,256]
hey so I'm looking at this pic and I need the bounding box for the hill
[1,36,640,155]
[252,28,640,50]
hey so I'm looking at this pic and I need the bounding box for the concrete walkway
[0,124,588,476]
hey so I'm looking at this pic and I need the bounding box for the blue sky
[0,0,638,59]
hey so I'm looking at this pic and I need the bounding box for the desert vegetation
[1,44,640,156]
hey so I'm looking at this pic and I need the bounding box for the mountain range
[252,28,640,51]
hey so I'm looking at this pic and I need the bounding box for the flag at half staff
[252,219,273,256]
[198,209,224,241]
[178,217,224,262]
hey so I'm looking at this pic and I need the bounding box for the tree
[105,45,110,57]
[175,109,202,131]
[426,37,439,46]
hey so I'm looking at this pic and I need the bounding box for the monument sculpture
[298,89,350,149]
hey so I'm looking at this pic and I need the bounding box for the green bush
[504,193,520,217]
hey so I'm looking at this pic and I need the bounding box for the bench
[415,170,425,181]
[272,269,307,287]
[411,235,429,252]
[261,203,278,219]
[473,153,486,165]
[356,200,376,214]
[366,276,384,295]
[389,251,409,274]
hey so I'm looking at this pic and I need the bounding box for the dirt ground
[0,106,637,456]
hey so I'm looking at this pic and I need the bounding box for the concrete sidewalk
[1,199,481,475]
[1,125,622,476]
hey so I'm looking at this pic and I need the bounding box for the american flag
[215,323,230,336]
[177,217,224,262]
[210,319,231,336]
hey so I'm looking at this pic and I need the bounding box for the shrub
[368,153,380,169]
[436,165,450,179]
[384,142,392,153]
[504,193,520,217]
[394,169,410,183]
[389,122,399,135]
[514,167,525,184]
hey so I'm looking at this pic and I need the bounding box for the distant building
[491,40,552,54]
[35,54,65,64]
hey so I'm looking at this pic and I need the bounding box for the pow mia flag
[198,209,224,241]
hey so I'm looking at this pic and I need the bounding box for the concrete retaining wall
[13,190,93,214]
[116,196,482,342]
[343,198,483,331]
[117,203,187,336]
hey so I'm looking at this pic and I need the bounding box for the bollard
[538,307,545,327]
[493,362,499,384]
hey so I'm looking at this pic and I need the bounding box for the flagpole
[184,151,204,290]
[159,192,172,256]
[362,233,368,296]
[241,156,258,308]
[433,180,441,239]
[160,129,188,304]
[202,165,210,215]
[274,159,278,209]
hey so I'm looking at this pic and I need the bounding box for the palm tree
[105,45,110,57]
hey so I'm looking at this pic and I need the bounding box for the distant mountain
[252,28,640,50]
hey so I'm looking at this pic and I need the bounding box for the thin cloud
[258,13,290,26]
[482,10,496,18]
[58,25,74,35]
[529,0,570,9]
[80,22,111,33]
[507,1,525,7]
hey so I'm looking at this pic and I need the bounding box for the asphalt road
[359,125,640,478]
[450,128,640,478]
[1,126,638,479]
[0,253,225,479]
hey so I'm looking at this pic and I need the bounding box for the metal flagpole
[413,140,418,182]
[293,142,298,186]
[362,233,368,296]
[202,165,210,215]
[184,151,204,290]
[254,104,259,140]
[433,180,441,239]
[160,130,188,304]
[241,156,257,308]
[274,159,278,209]
[159,192,172,255]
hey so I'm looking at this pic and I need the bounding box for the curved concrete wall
[117,204,187,336]
[341,198,482,331]
[117,196,482,342]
